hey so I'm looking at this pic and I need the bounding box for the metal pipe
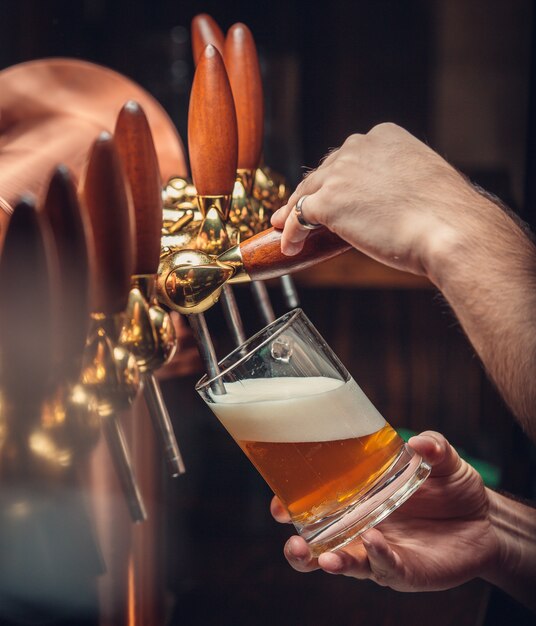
[280,274,300,310]
[142,373,186,476]
[102,416,147,523]
[187,313,225,395]
[250,280,276,324]
[220,283,247,345]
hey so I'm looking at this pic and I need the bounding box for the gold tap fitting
[118,275,177,373]
[81,314,140,418]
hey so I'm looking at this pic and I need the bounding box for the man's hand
[272,123,536,440]
[271,432,501,592]
[271,123,485,278]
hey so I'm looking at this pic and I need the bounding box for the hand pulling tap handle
[160,225,351,317]
[81,132,147,523]
[191,13,225,65]
[114,101,185,477]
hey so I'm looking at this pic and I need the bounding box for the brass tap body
[81,314,140,418]
[118,275,177,373]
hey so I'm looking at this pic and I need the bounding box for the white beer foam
[209,377,386,443]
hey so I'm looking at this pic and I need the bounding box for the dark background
[1,1,535,625]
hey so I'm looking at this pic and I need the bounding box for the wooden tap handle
[80,132,135,315]
[0,198,57,405]
[43,165,91,379]
[191,13,225,65]
[114,101,163,276]
[240,227,352,281]
[224,23,264,171]
[188,45,238,197]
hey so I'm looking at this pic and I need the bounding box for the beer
[209,377,403,525]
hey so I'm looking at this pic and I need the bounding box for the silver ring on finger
[294,195,321,230]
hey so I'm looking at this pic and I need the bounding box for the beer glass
[196,309,430,555]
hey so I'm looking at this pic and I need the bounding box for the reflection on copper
[0,58,187,225]
[128,554,136,626]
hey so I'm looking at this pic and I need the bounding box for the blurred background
[1,1,535,625]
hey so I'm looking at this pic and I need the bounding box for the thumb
[408,431,462,477]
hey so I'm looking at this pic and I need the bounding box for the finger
[317,543,371,579]
[270,496,292,523]
[280,192,323,256]
[408,430,462,477]
[284,154,335,211]
[360,528,404,585]
[283,535,319,573]
[271,141,349,228]
[271,166,328,228]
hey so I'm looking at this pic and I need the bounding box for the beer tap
[0,195,102,618]
[80,132,146,523]
[36,166,101,465]
[175,43,246,365]
[162,15,300,317]
[165,19,250,349]
[114,100,185,477]
[191,13,225,62]
[189,42,247,348]
[161,13,226,242]
[224,22,276,325]
[158,225,351,315]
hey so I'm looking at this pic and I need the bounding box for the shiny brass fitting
[118,275,177,373]
[217,244,250,284]
[229,174,269,239]
[162,176,198,211]
[161,180,240,257]
[81,314,140,418]
[253,165,289,213]
[28,384,101,472]
[157,248,235,315]
[195,204,232,256]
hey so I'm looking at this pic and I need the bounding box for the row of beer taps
[0,15,352,601]
[158,15,349,387]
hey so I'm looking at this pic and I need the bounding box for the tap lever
[102,413,147,523]
[114,102,185,477]
[189,45,237,202]
[224,23,264,178]
[80,133,146,522]
[114,101,163,276]
[0,198,56,410]
[43,165,91,384]
[192,14,225,65]
[81,132,135,316]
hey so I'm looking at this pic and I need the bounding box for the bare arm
[424,187,536,441]
[271,123,536,441]
[484,489,536,609]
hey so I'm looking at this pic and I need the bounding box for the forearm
[483,489,536,611]
[423,184,536,441]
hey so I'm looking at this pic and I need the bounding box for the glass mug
[196,309,431,556]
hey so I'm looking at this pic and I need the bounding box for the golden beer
[197,308,430,554]
[209,376,404,526]
[238,423,402,524]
